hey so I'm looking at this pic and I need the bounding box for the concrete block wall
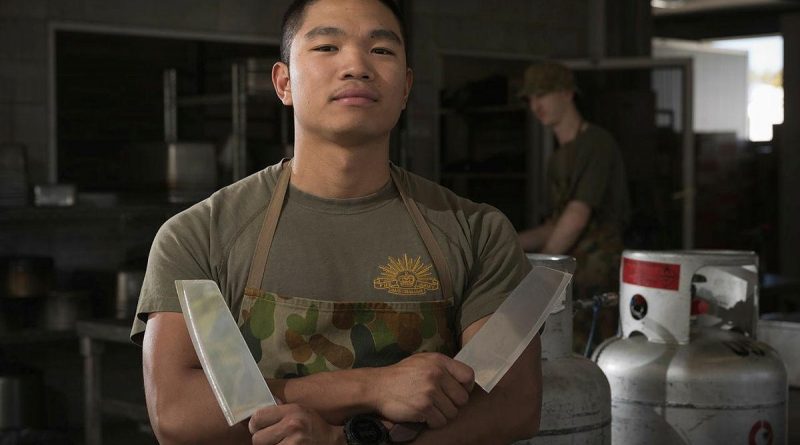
[404,0,590,179]
[0,0,292,185]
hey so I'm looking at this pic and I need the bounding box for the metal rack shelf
[163,58,290,183]
[77,319,148,445]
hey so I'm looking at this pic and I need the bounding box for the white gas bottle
[594,250,787,445]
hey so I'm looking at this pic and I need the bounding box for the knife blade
[454,266,571,392]
[175,280,277,426]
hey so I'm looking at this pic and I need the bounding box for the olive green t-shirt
[131,162,531,346]
[547,123,630,226]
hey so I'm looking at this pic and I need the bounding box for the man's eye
[313,45,337,52]
[372,48,395,55]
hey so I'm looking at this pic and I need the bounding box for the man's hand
[249,404,343,445]
[371,352,474,428]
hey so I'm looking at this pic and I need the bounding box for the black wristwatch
[343,414,389,445]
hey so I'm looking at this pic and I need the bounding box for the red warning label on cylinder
[622,258,681,290]
[748,420,773,445]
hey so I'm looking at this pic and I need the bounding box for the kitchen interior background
[1,0,799,444]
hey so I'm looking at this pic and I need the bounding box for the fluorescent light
[652,0,686,8]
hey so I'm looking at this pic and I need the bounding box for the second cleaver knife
[454,265,571,392]
[176,279,277,426]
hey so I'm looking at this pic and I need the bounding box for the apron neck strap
[390,167,454,302]
[245,159,292,296]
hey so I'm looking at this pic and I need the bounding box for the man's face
[528,90,572,127]
[274,0,412,145]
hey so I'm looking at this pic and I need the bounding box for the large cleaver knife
[454,265,571,392]
[176,280,277,426]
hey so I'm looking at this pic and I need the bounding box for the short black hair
[280,0,407,65]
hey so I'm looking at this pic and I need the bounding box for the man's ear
[272,61,293,106]
[402,67,413,110]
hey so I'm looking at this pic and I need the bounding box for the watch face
[351,416,386,443]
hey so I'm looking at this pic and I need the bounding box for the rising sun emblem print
[373,254,440,296]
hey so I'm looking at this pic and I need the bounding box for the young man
[517,62,630,349]
[132,0,540,444]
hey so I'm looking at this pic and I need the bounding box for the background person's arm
[517,219,555,252]
[541,199,591,254]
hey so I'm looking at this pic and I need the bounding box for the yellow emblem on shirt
[373,254,440,296]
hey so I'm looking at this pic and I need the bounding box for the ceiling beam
[654,4,800,39]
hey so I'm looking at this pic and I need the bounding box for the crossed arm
[143,311,542,444]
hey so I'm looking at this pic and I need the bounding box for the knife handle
[388,422,426,443]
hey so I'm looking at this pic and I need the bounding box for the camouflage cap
[518,62,576,98]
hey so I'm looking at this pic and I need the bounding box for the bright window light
[710,35,783,142]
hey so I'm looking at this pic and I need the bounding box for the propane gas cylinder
[594,250,787,445]
[517,254,611,445]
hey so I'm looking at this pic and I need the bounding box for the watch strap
[388,422,425,443]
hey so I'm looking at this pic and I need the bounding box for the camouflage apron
[237,160,457,379]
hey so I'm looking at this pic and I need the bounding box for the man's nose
[340,49,374,80]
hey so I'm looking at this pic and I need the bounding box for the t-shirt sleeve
[571,137,616,209]
[458,209,532,334]
[130,210,214,345]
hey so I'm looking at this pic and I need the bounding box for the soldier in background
[517,62,631,353]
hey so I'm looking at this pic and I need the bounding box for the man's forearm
[144,350,251,443]
[541,200,590,254]
[518,221,554,252]
[144,313,253,445]
[541,223,581,254]
[268,367,378,425]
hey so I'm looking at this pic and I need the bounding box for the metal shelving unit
[162,58,291,183]
[77,319,149,445]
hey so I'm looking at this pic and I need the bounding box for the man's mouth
[331,87,379,105]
